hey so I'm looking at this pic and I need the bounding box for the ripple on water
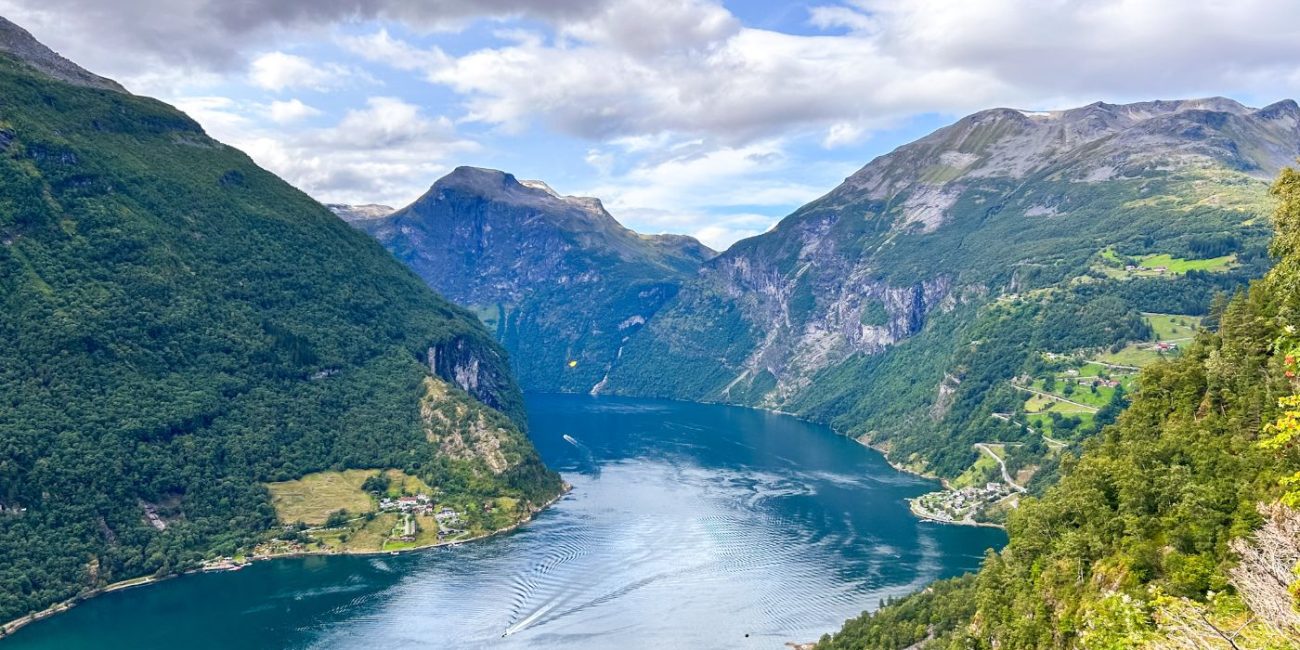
[5,396,1004,650]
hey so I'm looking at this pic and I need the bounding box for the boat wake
[562,434,600,476]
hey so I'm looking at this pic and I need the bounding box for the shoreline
[0,484,571,639]
[908,499,1007,530]
[565,391,980,523]
[851,436,953,490]
[253,483,571,561]
[567,390,954,485]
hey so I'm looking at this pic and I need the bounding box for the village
[378,493,468,542]
[910,481,1017,526]
[240,469,523,557]
[912,311,1203,528]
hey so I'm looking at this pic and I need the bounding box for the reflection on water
[5,395,1004,649]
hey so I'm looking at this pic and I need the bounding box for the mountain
[0,20,560,624]
[817,168,1300,650]
[327,202,395,224]
[0,17,124,92]
[598,97,1290,479]
[350,166,715,393]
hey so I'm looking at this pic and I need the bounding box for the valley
[350,100,1282,528]
[1,6,1299,649]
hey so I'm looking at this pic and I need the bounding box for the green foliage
[324,510,350,529]
[817,168,1300,649]
[360,473,391,494]
[860,299,891,327]
[0,56,560,623]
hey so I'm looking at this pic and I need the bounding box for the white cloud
[325,96,459,149]
[691,214,778,250]
[0,0,610,74]
[822,122,866,149]
[336,0,1300,148]
[268,98,322,123]
[346,3,999,143]
[10,0,1300,247]
[180,94,477,207]
[250,51,356,91]
[578,138,835,248]
[172,96,254,133]
[584,148,615,175]
[338,28,449,72]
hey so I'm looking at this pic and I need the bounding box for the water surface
[4,394,1004,648]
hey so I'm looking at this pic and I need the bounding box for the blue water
[3,394,1004,648]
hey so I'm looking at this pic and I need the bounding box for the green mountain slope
[0,19,560,624]
[816,169,1300,650]
[602,98,1291,484]
[344,166,715,393]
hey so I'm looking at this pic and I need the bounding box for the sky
[4,0,1300,250]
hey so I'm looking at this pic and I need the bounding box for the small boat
[562,434,577,445]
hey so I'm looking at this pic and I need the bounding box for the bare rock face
[326,203,395,223]
[0,17,126,93]
[426,337,515,417]
[419,378,513,475]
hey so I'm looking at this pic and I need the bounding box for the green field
[950,450,1000,490]
[1094,248,1236,279]
[380,469,436,498]
[1097,343,1176,368]
[266,470,379,526]
[1076,361,1139,379]
[1028,410,1095,439]
[263,469,485,552]
[1025,378,1118,409]
[1137,253,1235,274]
[1143,312,1201,341]
[1024,393,1095,415]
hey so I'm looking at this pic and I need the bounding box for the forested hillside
[817,169,1300,648]
[0,22,560,624]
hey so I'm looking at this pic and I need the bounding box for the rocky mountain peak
[834,96,1298,211]
[433,165,517,194]
[427,166,612,218]
[0,16,126,93]
[349,168,715,394]
[1256,99,1300,122]
[326,203,396,224]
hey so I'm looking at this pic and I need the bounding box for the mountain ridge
[604,95,1293,407]
[0,17,125,93]
[348,165,715,393]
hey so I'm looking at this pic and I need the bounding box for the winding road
[975,443,1028,493]
[990,413,1067,449]
[1012,385,1099,412]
